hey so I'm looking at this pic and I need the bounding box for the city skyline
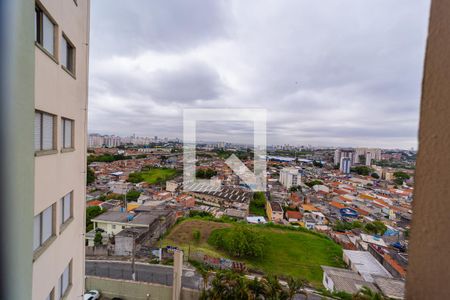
[88,132,416,151]
[88,0,429,149]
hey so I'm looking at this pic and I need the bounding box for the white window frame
[61,33,76,75]
[60,191,73,226]
[35,2,57,59]
[33,204,55,252]
[59,260,72,299]
[35,110,56,152]
[61,118,74,149]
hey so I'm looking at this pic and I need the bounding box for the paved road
[86,260,201,290]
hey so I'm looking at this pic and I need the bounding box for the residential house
[266,201,284,223]
[286,210,302,223]
[321,266,378,294]
[343,250,392,282]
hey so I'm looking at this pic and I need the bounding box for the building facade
[279,167,302,189]
[355,148,382,165]
[340,157,352,174]
[33,0,90,299]
[334,149,356,166]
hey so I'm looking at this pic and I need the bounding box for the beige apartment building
[33,0,90,299]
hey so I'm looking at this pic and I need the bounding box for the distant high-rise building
[88,133,104,148]
[334,149,356,165]
[340,157,352,174]
[355,148,382,165]
[104,135,121,148]
[279,167,302,189]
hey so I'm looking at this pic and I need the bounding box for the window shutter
[33,215,41,251]
[42,206,53,242]
[42,113,54,150]
[42,14,54,54]
[34,112,42,150]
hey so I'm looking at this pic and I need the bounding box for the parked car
[83,290,100,300]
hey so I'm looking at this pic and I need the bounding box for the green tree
[196,168,218,179]
[248,277,265,300]
[127,172,144,183]
[189,210,214,218]
[364,221,387,235]
[393,171,410,185]
[124,189,141,202]
[404,228,410,239]
[352,286,386,300]
[208,226,267,259]
[312,160,323,168]
[196,265,212,292]
[206,270,250,300]
[249,192,267,216]
[193,230,201,243]
[262,275,288,300]
[94,231,103,246]
[370,172,380,179]
[333,220,363,232]
[289,185,302,193]
[351,166,373,176]
[287,276,308,300]
[305,180,323,188]
[87,167,96,184]
[86,206,105,232]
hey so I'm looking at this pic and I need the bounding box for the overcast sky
[89,0,430,149]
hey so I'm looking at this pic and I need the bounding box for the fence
[86,276,200,300]
[189,251,246,272]
[86,262,174,286]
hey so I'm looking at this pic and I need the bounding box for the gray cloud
[92,60,227,103]
[90,0,232,55]
[89,0,431,149]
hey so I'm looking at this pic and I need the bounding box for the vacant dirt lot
[164,219,231,245]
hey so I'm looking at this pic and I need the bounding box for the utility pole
[123,187,128,212]
[131,230,136,281]
[172,250,183,300]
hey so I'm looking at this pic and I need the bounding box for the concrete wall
[85,276,199,300]
[406,0,450,299]
[85,246,108,256]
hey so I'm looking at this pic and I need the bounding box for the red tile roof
[286,211,302,220]
[86,200,103,207]
[330,201,346,209]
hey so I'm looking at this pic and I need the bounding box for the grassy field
[161,219,344,286]
[140,168,178,184]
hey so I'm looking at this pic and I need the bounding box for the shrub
[86,206,105,232]
[124,189,141,202]
[208,225,267,259]
[94,231,103,246]
[196,168,217,179]
[127,172,144,183]
[249,192,267,216]
[189,210,214,218]
[193,230,201,242]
